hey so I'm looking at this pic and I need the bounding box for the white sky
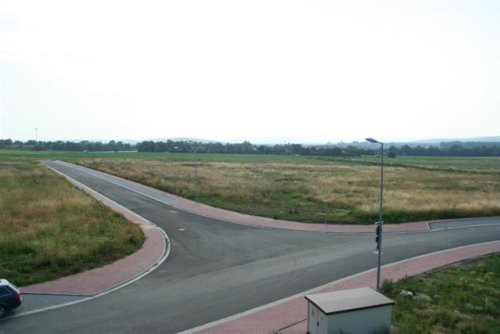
[0,0,499,143]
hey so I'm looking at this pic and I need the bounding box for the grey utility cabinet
[305,287,394,334]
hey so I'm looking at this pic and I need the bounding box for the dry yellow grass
[76,156,500,224]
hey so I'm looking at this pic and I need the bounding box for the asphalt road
[2,161,499,334]
[430,217,500,230]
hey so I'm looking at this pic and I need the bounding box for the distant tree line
[135,140,376,156]
[0,139,132,152]
[1,138,499,157]
[388,142,500,157]
[136,140,500,157]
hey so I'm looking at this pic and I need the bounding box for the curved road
[2,161,500,333]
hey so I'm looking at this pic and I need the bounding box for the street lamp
[188,141,200,203]
[195,148,199,203]
[366,137,384,290]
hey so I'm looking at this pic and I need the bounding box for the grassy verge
[381,254,500,333]
[0,156,145,286]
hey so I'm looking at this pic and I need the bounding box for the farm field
[0,154,145,286]
[2,150,500,224]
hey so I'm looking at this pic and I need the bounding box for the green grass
[2,150,500,225]
[2,149,499,171]
[0,155,145,286]
[381,254,500,333]
[340,156,500,174]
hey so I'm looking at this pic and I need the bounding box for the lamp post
[366,137,384,290]
[188,140,199,203]
[195,148,199,203]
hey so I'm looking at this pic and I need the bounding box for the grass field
[74,153,500,224]
[2,150,500,224]
[382,253,500,333]
[0,155,145,286]
[344,155,500,173]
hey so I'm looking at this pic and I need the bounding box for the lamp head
[365,137,380,144]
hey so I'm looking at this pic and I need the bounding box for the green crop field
[2,150,499,224]
[0,153,145,286]
[344,155,500,173]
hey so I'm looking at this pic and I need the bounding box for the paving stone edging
[21,163,168,295]
[183,241,500,334]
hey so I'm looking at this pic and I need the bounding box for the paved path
[171,197,431,233]
[11,163,169,317]
[44,161,500,234]
[3,160,499,333]
[21,163,168,296]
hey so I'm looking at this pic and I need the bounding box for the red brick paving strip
[22,166,167,295]
[190,241,500,334]
[171,197,429,233]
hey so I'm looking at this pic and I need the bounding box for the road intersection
[1,160,499,333]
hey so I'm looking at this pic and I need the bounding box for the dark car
[0,279,22,318]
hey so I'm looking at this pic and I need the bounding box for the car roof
[0,279,19,291]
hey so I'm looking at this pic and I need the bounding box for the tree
[387,146,397,158]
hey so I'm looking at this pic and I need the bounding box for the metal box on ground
[305,287,394,334]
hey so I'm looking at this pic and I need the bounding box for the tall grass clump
[0,158,145,286]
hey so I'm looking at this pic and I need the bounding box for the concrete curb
[21,162,169,296]
[181,240,500,334]
[170,197,431,233]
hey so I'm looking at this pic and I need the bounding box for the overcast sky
[1,0,498,143]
